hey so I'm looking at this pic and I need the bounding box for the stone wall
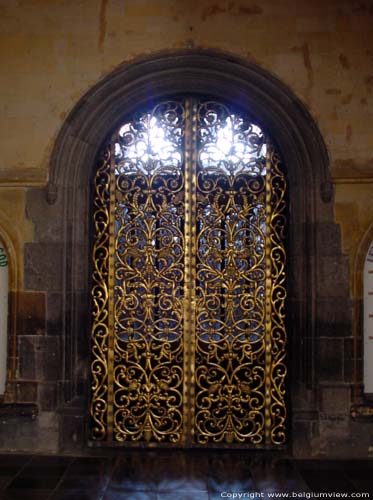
[0,0,372,456]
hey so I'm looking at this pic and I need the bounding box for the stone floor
[0,451,371,499]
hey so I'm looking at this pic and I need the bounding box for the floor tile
[343,476,373,495]
[155,456,208,492]
[23,456,73,477]
[108,478,157,492]
[157,479,208,493]
[0,489,52,499]
[27,456,74,467]
[19,464,69,477]
[0,468,24,479]
[6,475,61,490]
[104,490,157,500]
[295,461,357,493]
[207,454,256,492]
[49,490,105,500]
[157,492,209,500]
[342,460,373,493]
[0,455,31,467]
[0,478,13,492]
[110,455,158,491]
[208,477,257,493]
[251,458,309,493]
[64,457,116,477]
[56,475,109,491]
[0,452,371,500]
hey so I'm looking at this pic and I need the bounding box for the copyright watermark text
[220,493,370,499]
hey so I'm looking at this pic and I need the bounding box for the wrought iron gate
[90,98,287,447]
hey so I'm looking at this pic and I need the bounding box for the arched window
[364,241,373,395]
[90,97,287,447]
[0,243,8,397]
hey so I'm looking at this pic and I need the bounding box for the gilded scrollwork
[112,101,185,443]
[268,149,287,445]
[90,98,287,447]
[91,144,111,440]
[194,102,268,444]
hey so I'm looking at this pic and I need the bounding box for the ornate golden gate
[90,98,287,447]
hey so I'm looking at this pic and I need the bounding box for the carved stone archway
[41,50,339,453]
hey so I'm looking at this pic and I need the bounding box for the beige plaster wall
[335,181,373,283]
[0,0,372,279]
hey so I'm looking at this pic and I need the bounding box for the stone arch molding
[48,50,331,202]
[44,50,336,451]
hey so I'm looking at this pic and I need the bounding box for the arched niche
[351,224,373,416]
[0,229,19,402]
[43,50,337,452]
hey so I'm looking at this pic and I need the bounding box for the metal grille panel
[90,98,287,447]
